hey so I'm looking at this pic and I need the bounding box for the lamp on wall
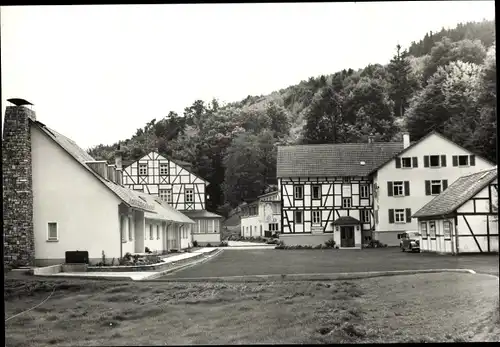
[335,226,339,232]
[356,225,360,231]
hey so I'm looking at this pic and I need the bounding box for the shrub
[366,240,387,248]
[145,247,152,254]
[324,239,336,249]
[206,243,212,247]
[192,240,198,248]
[101,250,107,266]
[314,244,323,249]
[218,241,228,247]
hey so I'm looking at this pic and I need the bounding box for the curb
[149,268,479,283]
[140,248,225,281]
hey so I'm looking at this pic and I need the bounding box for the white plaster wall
[180,224,193,249]
[144,220,164,253]
[241,216,261,237]
[31,126,121,263]
[375,133,493,243]
[192,233,221,244]
[280,233,334,246]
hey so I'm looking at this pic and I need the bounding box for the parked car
[400,231,421,252]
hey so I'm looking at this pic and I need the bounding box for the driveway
[162,248,499,279]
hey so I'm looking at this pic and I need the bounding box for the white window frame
[429,221,436,238]
[47,222,58,241]
[361,210,370,223]
[295,211,303,224]
[458,155,469,167]
[312,185,321,200]
[159,163,169,175]
[139,163,148,176]
[156,225,160,240]
[431,180,442,195]
[159,189,172,203]
[394,209,405,223]
[342,198,352,208]
[421,222,428,238]
[429,155,440,167]
[185,189,194,203]
[128,216,133,241]
[312,211,321,224]
[393,181,404,196]
[443,221,451,239]
[149,224,154,240]
[294,185,304,200]
[401,157,412,168]
[360,185,369,199]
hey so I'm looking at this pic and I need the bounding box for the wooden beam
[462,215,483,252]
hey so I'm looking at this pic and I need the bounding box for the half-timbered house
[276,131,495,248]
[240,191,281,238]
[2,103,195,267]
[413,168,498,254]
[122,152,223,245]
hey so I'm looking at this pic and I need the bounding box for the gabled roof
[126,151,210,186]
[179,210,224,219]
[413,168,498,218]
[369,131,495,175]
[277,142,404,178]
[258,190,280,199]
[332,216,361,225]
[138,194,195,224]
[33,121,155,212]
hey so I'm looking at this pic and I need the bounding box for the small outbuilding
[412,168,498,254]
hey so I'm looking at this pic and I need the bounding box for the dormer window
[160,163,169,176]
[139,163,148,176]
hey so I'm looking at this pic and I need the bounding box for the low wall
[33,264,62,275]
[192,233,221,245]
[280,234,334,246]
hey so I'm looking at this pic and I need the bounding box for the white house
[122,151,223,246]
[276,131,495,248]
[413,168,498,254]
[372,132,494,246]
[240,191,281,238]
[2,102,195,267]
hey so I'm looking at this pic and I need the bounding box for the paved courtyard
[162,247,499,279]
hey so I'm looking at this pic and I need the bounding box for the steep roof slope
[277,142,404,178]
[413,168,498,218]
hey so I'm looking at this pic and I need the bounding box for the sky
[1,2,495,149]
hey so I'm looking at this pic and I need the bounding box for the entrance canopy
[332,216,361,226]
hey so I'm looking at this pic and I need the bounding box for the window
[443,221,451,239]
[269,223,279,231]
[429,221,436,238]
[312,185,321,200]
[360,185,369,199]
[159,163,169,175]
[394,209,405,223]
[159,189,172,203]
[393,182,404,196]
[156,225,160,239]
[139,163,148,176]
[421,222,428,238]
[458,155,469,166]
[342,198,352,208]
[343,177,351,183]
[295,211,303,224]
[430,155,441,167]
[294,185,304,199]
[401,157,412,168]
[149,224,154,240]
[48,222,58,241]
[431,180,442,195]
[361,210,370,223]
[453,155,475,167]
[185,189,194,203]
[312,211,321,224]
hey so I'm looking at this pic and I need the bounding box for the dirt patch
[4,273,499,345]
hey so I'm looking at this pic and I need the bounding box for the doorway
[340,226,355,247]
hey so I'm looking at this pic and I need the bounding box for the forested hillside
[88,20,496,217]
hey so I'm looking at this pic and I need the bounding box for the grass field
[4,272,499,345]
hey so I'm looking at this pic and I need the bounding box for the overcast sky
[1,2,495,149]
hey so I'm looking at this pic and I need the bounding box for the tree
[387,44,418,118]
[266,102,291,138]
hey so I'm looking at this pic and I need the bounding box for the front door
[340,226,355,247]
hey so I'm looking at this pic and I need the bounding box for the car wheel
[401,246,405,252]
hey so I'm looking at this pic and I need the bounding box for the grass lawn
[4,272,499,345]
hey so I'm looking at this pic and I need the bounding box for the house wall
[144,219,164,253]
[134,210,145,253]
[280,233,334,247]
[31,126,122,265]
[241,216,261,237]
[279,177,374,244]
[122,152,207,211]
[374,133,494,246]
[192,218,221,244]
[121,210,136,256]
[418,219,455,253]
[180,224,192,249]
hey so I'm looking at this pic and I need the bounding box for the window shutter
[387,182,393,196]
[442,179,448,191]
[388,209,395,224]
[452,155,458,167]
[424,156,429,167]
[425,180,431,196]
[404,181,410,196]
[412,157,418,168]
[395,157,401,168]
[405,208,412,223]
[470,155,476,166]
[441,155,447,167]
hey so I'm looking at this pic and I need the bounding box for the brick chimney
[115,146,123,186]
[2,104,36,267]
[403,132,410,149]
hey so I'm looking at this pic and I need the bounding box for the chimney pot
[403,132,410,149]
